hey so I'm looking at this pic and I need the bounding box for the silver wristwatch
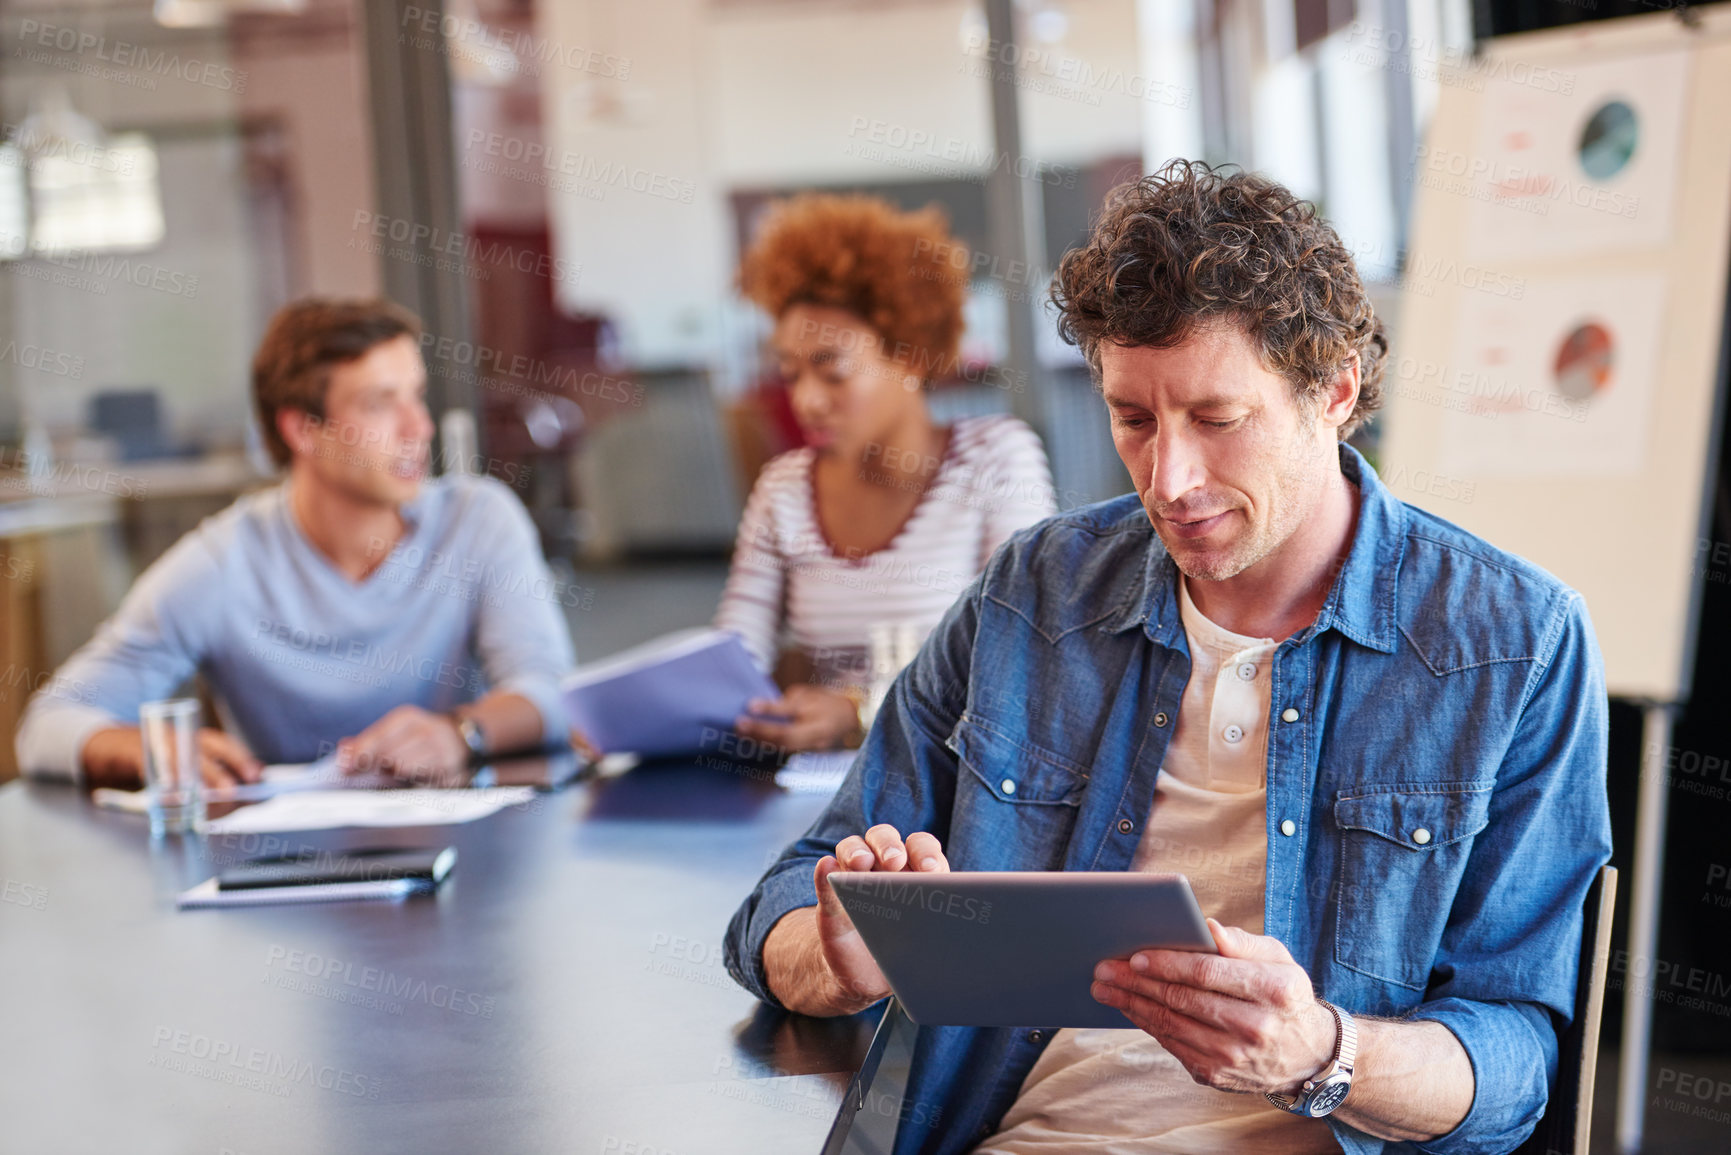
[1265,1000,1356,1118]
[454,715,487,761]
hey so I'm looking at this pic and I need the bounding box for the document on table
[92,755,391,816]
[260,754,343,787]
[775,751,857,794]
[560,628,779,758]
[260,754,394,791]
[202,787,536,834]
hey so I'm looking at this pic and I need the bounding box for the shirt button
[1027,1029,1045,1043]
[1412,827,1432,845]
[1223,724,1244,743]
[1237,662,1257,680]
[1280,819,1296,837]
[1154,712,1169,727]
[1281,708,1300,723]
[1117,818,1134,834]
[1000,778,1017,796]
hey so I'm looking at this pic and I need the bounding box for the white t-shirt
[976,578,1337,1154]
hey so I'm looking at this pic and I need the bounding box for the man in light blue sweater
[16,298,576,788]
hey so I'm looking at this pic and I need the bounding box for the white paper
[1439,272,1666,478]
[92,756,393,818]
[259,756,394,792]
[203,787,536,834]
[776,751,858,795]
[1466,50,1689,260]
[259,754,341,785]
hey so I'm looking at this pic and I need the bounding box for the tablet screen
[827,872,1213,1028]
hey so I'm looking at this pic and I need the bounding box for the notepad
[559,629,780,758]
[177,876,423,909]
[177,847,457,909]
[218,847,457,889]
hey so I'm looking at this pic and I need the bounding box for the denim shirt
[725,444,1611,1155]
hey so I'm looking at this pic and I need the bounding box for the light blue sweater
[16,474,576,782]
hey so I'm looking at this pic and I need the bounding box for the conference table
[0,756,880,1154]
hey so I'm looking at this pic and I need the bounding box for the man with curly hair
[727,162,1610,1155]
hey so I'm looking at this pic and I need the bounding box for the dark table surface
[0,758,877,1154]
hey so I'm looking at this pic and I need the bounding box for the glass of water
[864,621,930,730]
[139,698,204,837]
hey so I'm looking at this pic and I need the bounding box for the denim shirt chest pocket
[945,715,1088,867]
[1332,783,1493,990]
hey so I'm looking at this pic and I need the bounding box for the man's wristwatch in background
[1265,1000,1356,1118]
[453,714,487,762]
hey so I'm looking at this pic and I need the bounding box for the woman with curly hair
[716,194,1055,752]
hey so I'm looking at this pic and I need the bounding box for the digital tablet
[826,871,1215,1028]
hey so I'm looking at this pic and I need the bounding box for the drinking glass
[139,698,204,837]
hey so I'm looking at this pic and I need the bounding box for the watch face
[1307,1078,1351,1117]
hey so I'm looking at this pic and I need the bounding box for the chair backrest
[89,389,169,461]
[1514,864,1618,1155]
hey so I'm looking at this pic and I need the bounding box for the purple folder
[559,629,780,758]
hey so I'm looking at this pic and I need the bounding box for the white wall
[1,3,377,444]
[1,10,256,442]
[711,0,1141,184]
[9,135,259,441]
[534,0,729,370]
[538,0,1143,370]
[238,30,380,297]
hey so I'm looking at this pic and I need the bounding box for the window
[0,132,166,259]
[0,144,26,258]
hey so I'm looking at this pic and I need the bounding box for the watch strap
[1265,1000,1355,1115]
[1335,1001,1358,1071]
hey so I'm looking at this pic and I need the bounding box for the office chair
[1513,864,1619,1155]
[89,389,173,461]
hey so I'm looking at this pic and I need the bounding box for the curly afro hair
[1051,160,1387,439]
[738,194,969,383]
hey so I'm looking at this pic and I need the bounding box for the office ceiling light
[1028,3,1068,44]
[154,0,307,29]
[958,2,1069,53]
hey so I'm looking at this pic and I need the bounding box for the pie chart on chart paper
[1578,100,1639,181]
[1440,274,1662,479]
[1553,321,1615,401]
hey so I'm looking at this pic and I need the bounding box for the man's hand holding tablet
[757,838,1444,1129]
[768,826,1225,1033]
[1091,918,1337,1100]
[764,823,950,1016]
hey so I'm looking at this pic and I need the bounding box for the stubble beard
[1161,427,1331,583]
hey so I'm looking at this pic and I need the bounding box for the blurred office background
[0,0,1463,753]
[1,1,1729,1150]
